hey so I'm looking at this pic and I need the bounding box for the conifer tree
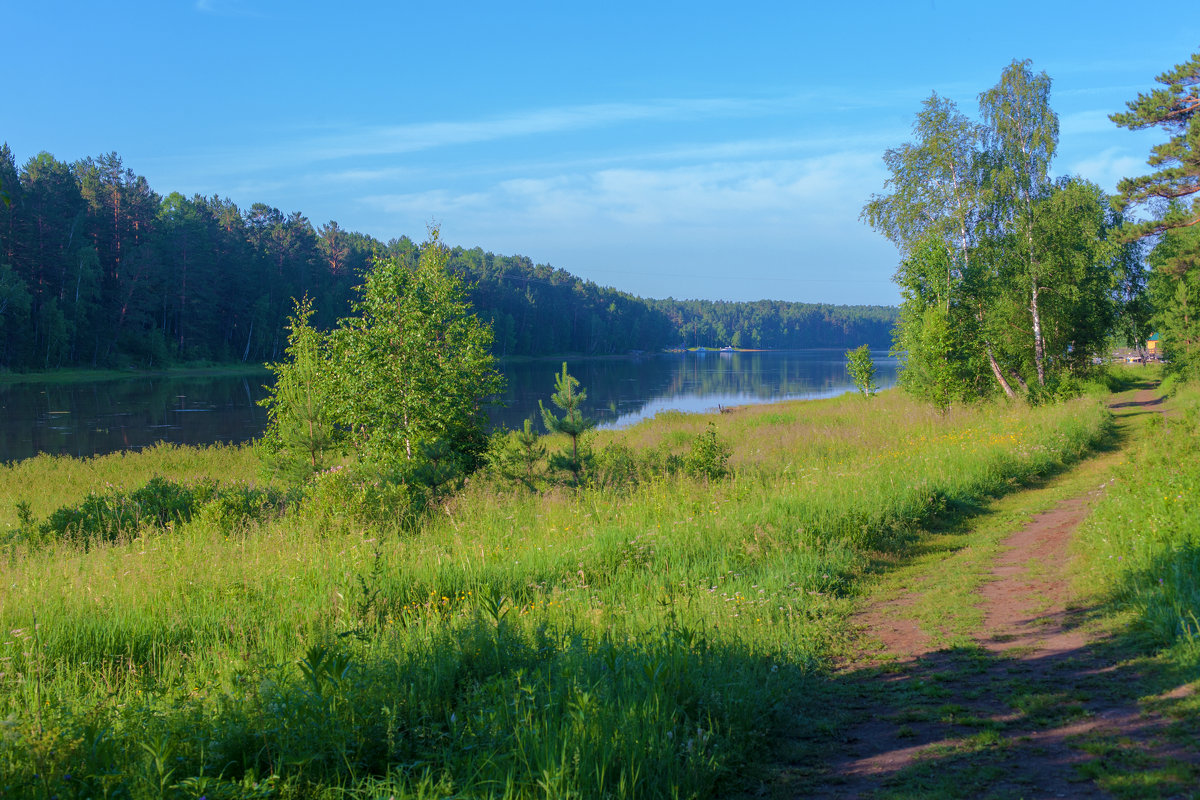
[539,363,595,485]
[1111,50,1200,239]
[258,296,340,483]
[511,418,546,490]
[1112,50,1200,373]
[489,418,547,491]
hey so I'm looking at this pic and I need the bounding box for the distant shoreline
[1,347,891,386]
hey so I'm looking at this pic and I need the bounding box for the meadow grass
[0,443,265,526]
[1073,380,1200,664]
[0,389,1111,798]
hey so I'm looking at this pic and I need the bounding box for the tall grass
[0,442,264,526]
[1074,382,1200,663]
[0,390,1110,798]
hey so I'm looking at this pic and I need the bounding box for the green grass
[747,372,1200,800]
[1073,381,1200,662]
[0,442,265,526]
[0,389,1114,798]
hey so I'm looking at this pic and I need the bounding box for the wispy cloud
[1066,147,1146,192]
[346,147,898,302]
[296,98,794,163]
[361,151,884,236]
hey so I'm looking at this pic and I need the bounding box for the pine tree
[1111,50,1200,239]
[539,363,595,485]
[489,418,546,491]
[1113,51,1200,375]
[258,296,340,483]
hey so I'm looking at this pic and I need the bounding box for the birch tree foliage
[863,93,981,269]
[862,93,999,403]
[1029,178,1120,376]
[260,226,504,484]
[866,60,1127,406]
[979,59,1059,387]
[325,226,504,476]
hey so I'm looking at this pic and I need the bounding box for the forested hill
[449,247,896,356]
[0,146,896,370]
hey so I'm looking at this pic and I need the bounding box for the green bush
[193,481,288,533]
[33,477,284,545]
[301,465,419,526]
[41,476,191,542]
[684,423,732,480]
[591,441,641,490]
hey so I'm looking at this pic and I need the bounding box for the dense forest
[0,145,896,371]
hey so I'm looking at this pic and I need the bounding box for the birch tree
[979,59,1059,387]
[862,93,1013,400]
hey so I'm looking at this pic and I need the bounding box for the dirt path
[760,388,1200,799]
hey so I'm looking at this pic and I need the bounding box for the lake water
[0,350,897,463]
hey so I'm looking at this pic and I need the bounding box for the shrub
[301,465,419,527]
[684,423,731,480]
[591,441,641,490]
[35,477,284,544]
[193,482,288,533]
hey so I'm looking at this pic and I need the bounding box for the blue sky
[3,1,1193,305]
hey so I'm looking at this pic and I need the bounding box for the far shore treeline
[0,146,895,371]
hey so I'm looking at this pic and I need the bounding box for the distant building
[1147,333,1160,356]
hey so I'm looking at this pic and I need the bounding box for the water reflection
[494,350,897,430]
[1,375,272,463]
[1,351,897,462]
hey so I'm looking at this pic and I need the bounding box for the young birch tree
[862,93,1011,400]
[323,225,503,477]
[979,59,1059,387]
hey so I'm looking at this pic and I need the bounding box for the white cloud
[1066,147,1146,193]
[300,98,786,163]
[355,151,894,301]
[351,149,900,304]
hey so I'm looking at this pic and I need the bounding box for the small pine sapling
[258,297,341,483]
[488,418,546,491]
[539,363,595,485]
[411,439,462,499]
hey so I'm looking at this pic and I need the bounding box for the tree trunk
[1030,278,1046,386]
[985,345,1016,398]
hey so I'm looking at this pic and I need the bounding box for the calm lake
[1,350,897,463]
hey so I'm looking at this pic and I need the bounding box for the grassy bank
[1074,381,1200,663]
[0,390,1111,798]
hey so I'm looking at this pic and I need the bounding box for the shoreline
[1,347,891,384]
